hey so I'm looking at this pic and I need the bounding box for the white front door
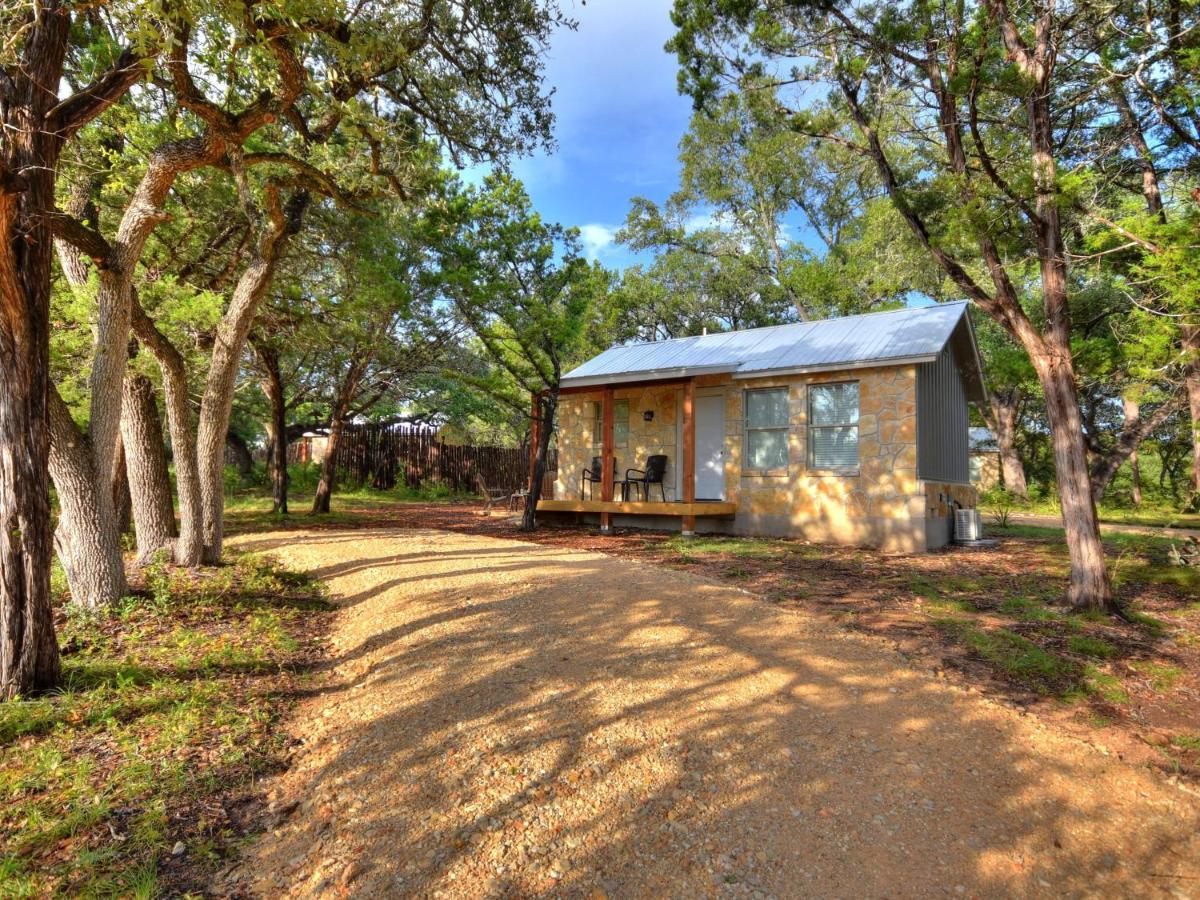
[695,394,726,500]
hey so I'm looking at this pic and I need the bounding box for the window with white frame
[808,382,859,470]
[744,388,789,470]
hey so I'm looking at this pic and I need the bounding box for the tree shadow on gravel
[229,528,1200,898]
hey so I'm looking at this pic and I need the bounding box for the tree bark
[521,390,558,531]
[130,299,204,566]
[1125,396,1142,506]
[256,345,289,514]
[197,189,310,561]
[1184,323,1200,508]
[47,388,128,608]
[312,417,345,515]
[121,372,177,563]
[112,439,132,538]
[987,389,1028,498]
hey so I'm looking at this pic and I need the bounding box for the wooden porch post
[528,392,540,493]
[600,386,614,533]
[682,379,696,536]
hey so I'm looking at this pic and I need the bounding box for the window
[808,382,859,470]
[615,400,629,448]
[745,388,789,470]
[969,455,983,484]
[590,401,602,445]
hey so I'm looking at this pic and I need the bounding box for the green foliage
[431,172,605,413]
[0,554,330,896]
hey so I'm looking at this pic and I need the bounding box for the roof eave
[732,354,939,380]
[559,363,737,389]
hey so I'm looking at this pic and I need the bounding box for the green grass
[934,619,1079,694]
[0,553,332,897]
[1130,660,1184,692]
[999,596,1061,622]
[663,535,786,560]
[989,496,1200,530]
[1067,634,1119,659]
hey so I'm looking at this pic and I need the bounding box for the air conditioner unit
[954,507,983,543]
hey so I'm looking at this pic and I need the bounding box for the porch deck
[536,499,737,517]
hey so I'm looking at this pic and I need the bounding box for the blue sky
[512,0,694,271]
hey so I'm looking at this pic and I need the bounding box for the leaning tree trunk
[130,301,203,565]
[121,372,177,563]
[988,389,1028,498]
[197,190,310,563]
[47,389,128,609]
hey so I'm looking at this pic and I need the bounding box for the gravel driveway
[227,527,1200,899]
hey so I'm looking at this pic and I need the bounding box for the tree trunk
[312,417,345,515]
[987,389,1028,498]
[112,439,132,538]
[1091,394,1183,504]
[1033,353,1114,610]
[226,431,255,480]
[197,190,309,563]
[257,347,289,514]
[121,372,177,563]
[47,388,128,609]
[130,300,204,565]
[1125,396,1142,506]
[521,391,557,531]
[1184,323,1200,509]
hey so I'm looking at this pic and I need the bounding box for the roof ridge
[604,300,968,352]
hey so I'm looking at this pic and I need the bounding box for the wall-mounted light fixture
[643,410,655,422]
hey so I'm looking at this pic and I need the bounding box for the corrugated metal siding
[563,302,970,385]
[917,343,970,483]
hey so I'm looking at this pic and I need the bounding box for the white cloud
[577,223,618,260]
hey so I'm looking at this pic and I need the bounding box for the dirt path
[225,527,1200,899]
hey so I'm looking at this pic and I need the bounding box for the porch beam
[682,379,696,535]
[600,385,615,532]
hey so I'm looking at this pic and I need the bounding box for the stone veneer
[553,364,976,551]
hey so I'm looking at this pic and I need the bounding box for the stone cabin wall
[553,364,976,550]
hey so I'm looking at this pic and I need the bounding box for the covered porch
[533,376,717,535]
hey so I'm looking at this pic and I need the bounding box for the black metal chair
[622,455,668,502]
[581,456,616,499]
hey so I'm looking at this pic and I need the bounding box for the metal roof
[563,301,986,402]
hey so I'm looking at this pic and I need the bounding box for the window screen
[745,388,789,470]
[808,382,859,470]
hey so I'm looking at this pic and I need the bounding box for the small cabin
[537,302,987,551]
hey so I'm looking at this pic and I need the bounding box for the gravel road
[227,527,1200,899]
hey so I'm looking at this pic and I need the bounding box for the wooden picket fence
[295,424,556,498]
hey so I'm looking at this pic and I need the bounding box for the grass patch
[999,597,1061,622]
[662,535,782,559]
[1171,733,1200,752]
[0,552,332,897]
[1079,665,1130,705]
[1067,635,1119,659]
[935,620,1079,694]
[1130,660,1184,692]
